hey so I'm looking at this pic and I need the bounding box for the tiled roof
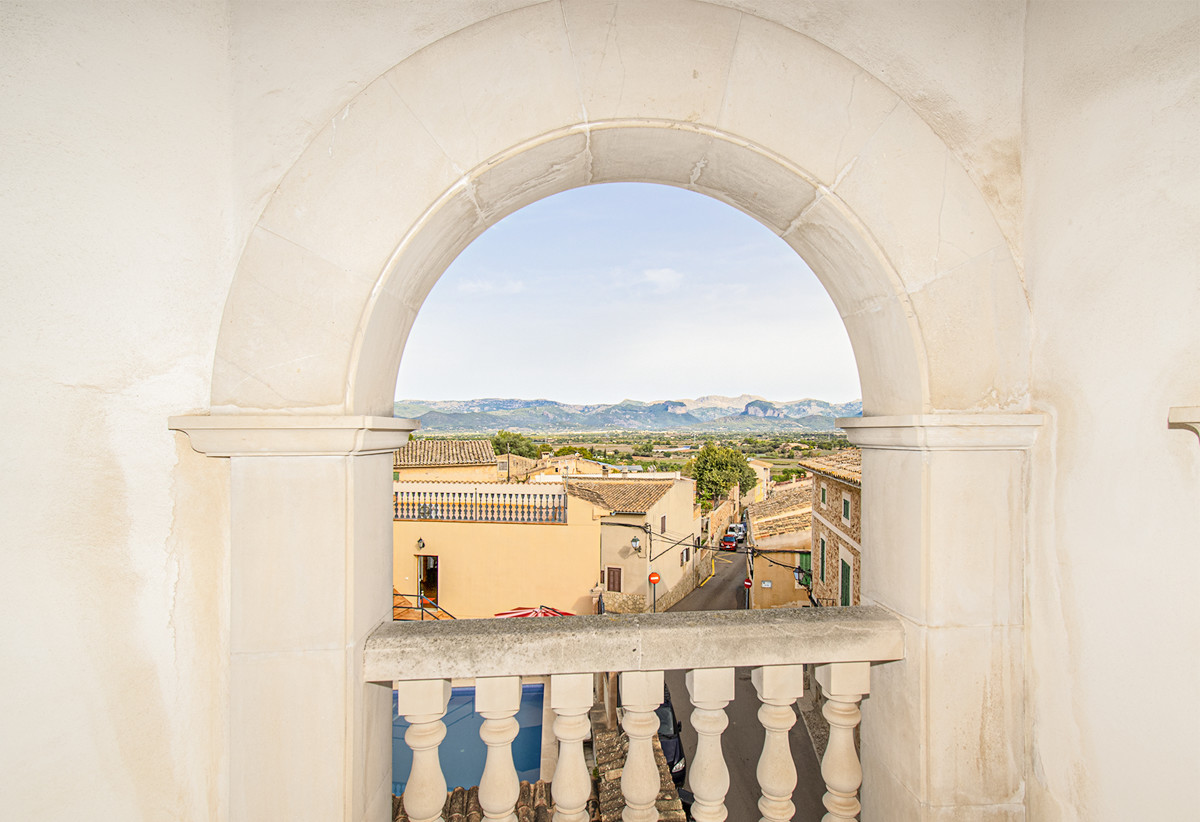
[798,448,862,485]
[394,439,497,468]
[567,479,675,514]
[754,511,812,538]
[747,480,813,521]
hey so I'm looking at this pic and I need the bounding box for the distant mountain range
[393,395,862,434]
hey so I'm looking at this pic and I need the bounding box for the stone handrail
[364,605,903,682]
[366,606,904,822]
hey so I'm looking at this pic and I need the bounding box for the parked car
[656,687,686,790]
[720,533,738,551]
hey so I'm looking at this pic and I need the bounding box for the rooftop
[394,439,497,468]
[747,480,813,521]
[567,478,676,514]
[798,449,862,485]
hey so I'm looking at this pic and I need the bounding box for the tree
[492,430,539,459]
[554,445,594,460]
[685,441,758,500]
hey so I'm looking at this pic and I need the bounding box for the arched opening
[179,4,1037,819]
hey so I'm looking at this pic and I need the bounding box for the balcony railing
[394,481,568,524]
[365,605,904,821]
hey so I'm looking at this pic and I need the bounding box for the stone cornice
[169,415,420,457]
[837,414,1045,451]
[1168,407,1200,442]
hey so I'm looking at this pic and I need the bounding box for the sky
[394,183,860,405]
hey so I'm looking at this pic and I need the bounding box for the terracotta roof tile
[567,479,675,514]
[747,480,813,521]
[394,439,497,468]
[798,448,862,485]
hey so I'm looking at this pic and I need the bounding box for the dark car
[656,687,686,790]
[720,533,738,551]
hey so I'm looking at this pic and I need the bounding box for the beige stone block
[860,617,926,804]
[380,184,484,311]
[258,77,459,277]
[356,678,395,822]
[561,0,740,124]
[839,298,926,416]
[925,450,1024,628]
[783,192,903,319]
[835,103,1006,291]
[472,130,591,223]
[230,456,348,652]
[588,124,711,187]
[689,136,817,233]
[349,292,417,417]
[910,249,1031,413]
[351,453,395,644]
[721,15,899,186]
[859,448,924,622]
[384,4,582,172]
[925,625,1024,805]
[214,227,372,413]
[860,751,921,822]
[231,649,346,822]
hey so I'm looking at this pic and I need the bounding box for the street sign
[743,578,752,589]
[648,572,661,585]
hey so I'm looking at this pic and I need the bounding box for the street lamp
[630,535,641,555]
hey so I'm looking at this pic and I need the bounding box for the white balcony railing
[394,481,568,524]
[364,606,904,821]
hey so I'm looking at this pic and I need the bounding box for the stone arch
[189,3,1039,819]
[212,0,1029,419]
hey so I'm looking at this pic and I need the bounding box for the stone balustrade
[366,607,903,821]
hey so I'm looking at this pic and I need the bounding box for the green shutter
[820,538,826,582]
[840,559,851,606]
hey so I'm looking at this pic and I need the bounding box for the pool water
[392,682,545,795]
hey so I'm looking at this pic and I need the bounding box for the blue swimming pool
[392,682,545,795]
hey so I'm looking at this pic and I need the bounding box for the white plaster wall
[1022,2,1200,818]
[3,1,1197,819]
[1,2,235,819]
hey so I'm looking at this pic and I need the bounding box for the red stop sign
[648,572,661,585]
[744,578,753,589]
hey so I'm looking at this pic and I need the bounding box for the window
[842,495,852,523]
[606,566,623,593]
[819,537,826,582]
[820,485,827,505]
[796,551,811,589]
[679,547,687,566]
[393,471,399,481]
[661,515,667,534]
[840,558,852,606]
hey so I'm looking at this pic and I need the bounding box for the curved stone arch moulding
[212,0,1028,419]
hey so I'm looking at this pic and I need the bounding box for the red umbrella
[494,605,575,617]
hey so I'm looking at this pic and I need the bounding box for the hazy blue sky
[394,183,860,405]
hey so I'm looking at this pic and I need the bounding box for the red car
[720,534,738,551]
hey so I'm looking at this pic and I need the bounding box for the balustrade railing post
[550,673,593,822]
[814,662,869,822]
[684,667,734,821]
[476,676,521,822]
[619,670,665,822]
[752,664,805,822]
[397,679,452,822]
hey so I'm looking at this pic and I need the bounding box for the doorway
[417,555,439,605]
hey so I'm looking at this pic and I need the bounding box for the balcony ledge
[364,605,904,683]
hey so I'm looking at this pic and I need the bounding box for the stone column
[170,415,418,822]
[838,414,1043,822]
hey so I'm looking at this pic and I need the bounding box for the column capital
[1168,406,1200,442]
[168,414,419,457]
[837,413,1044,451]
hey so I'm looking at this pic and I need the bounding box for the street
[665,546,826,820]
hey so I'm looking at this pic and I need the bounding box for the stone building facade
[800,450,862,606]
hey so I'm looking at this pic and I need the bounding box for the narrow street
[665,546,826,820]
